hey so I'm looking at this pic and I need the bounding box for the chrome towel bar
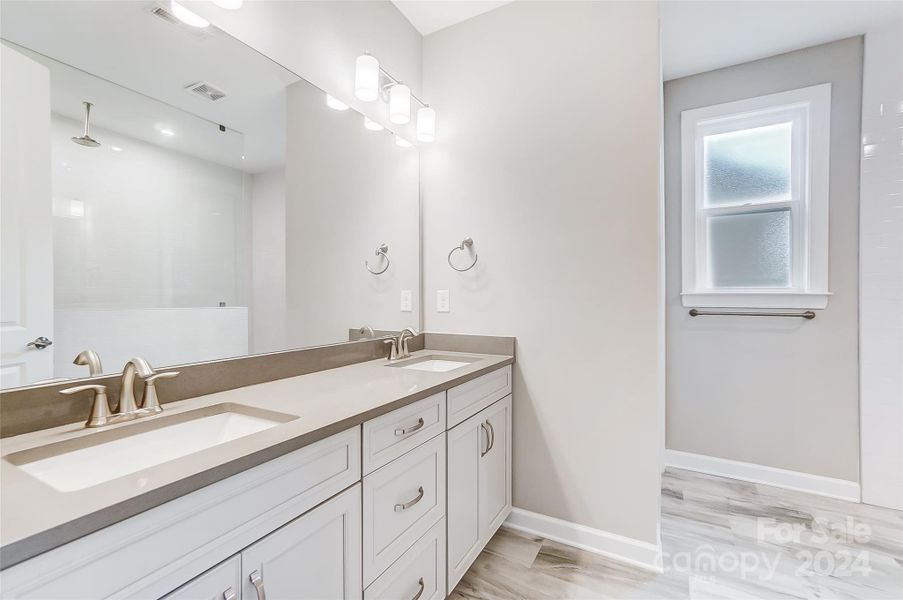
[689,308,816,320]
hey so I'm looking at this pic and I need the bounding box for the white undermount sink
[389,354,479,373]
[8,404,296,492]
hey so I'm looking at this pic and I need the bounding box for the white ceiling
[660,1,903,80]
[0,1,301,172]
[392,0,513,36]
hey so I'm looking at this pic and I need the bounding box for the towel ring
[366,243,390,275]
[448,237,478,272]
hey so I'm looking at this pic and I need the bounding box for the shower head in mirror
[71,101,100,147]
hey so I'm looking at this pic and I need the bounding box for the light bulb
[211,0,243,8]
[364,117,384,131]
[416,106,436,142]
[326,94,349,111]
[170,1,209,28]
[355,54,380,102]
[395,135,412,148]
[389,83,411,124]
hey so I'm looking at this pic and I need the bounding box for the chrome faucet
[397,328,418,358]
[73,349,103,376]
[119,357,155,414]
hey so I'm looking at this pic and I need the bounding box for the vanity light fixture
[364,116,384,131]
[326,94,350,111]
[354,53,437,141]
[355,54,380,102]
[211,0,243,9]
[389,83,411,124]
[395,135,412,148]
[416,106,435,142]
[170,1,209,28]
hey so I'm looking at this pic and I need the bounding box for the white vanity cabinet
[447,394,512,594]
[1,362,514,600]
[240,484,362,600]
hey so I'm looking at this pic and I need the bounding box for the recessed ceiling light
[326,94,349,111]
[111,146,123,152]
[160,128,175,136]
[364,117,384,131]
[170,1,209,28]
[211,0,243,8]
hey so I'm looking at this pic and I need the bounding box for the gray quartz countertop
[0,349,513,568]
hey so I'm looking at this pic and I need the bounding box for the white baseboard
[503,508,663,573]
[664,449,861,502]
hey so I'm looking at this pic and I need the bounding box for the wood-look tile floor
[450,468,903,599]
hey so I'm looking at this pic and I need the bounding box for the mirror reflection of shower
[71,101,100,147]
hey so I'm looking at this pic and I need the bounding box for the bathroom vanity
[0,351,513,599]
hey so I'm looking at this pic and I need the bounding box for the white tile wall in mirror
[0,0,420,389]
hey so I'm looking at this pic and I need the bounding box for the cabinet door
[162,556,241,600]
[446,412,483,593]
[479,395,512,539]
[241,484,361,600]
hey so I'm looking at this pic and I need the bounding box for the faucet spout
[119,357,154,414]
[73,349,103,376]
[397,328,419,358]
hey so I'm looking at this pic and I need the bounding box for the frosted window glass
[703,122,791,206]
[708,209,791,288]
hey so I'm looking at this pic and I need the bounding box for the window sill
[681,291,831,310]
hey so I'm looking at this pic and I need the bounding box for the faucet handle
[141,371,179,413]
[60,384,112,428]
[384,338,399,361]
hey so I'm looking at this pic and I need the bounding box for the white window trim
[680,84,832,310]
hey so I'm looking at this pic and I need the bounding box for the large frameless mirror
[0,0,420,389]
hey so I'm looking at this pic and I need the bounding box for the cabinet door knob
[395,417,424,436]
[410,577,425,600]
[394,486,424,512]
[249,570,267,600]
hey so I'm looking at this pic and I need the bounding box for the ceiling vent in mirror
[149,5,213,39]
[185,81,227,102]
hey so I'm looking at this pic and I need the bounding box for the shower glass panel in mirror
[0,1,419,390]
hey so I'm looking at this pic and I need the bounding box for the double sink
[5,354,478,494]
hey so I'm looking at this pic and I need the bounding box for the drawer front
[363,392,446,474]
[447,365,512,427]
[365,518,446,600]
[363,433,446,586]
[162,555,240,600]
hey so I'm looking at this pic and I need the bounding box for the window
[680,84,831,309]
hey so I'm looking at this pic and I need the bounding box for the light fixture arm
[377,65,429,108]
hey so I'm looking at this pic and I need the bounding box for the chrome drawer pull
[249,570,266,600]
[395,417,425,436]
[480,422,491,457]
[395,486,424,511]
[411,578,425,600]
[222,587,237,600]
[487,420,495,452]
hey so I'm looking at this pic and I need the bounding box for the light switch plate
[400,290,412,312]
[437,290,450,313]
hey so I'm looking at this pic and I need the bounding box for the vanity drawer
[364,518,446,600]
[363,392,446,474]
[447,365,512,427]
[363,433,446,586]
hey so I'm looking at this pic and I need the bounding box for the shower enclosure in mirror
[0,1,420,389]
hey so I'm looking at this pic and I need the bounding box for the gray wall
[423,1,662,544]
[664,38,863,481]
